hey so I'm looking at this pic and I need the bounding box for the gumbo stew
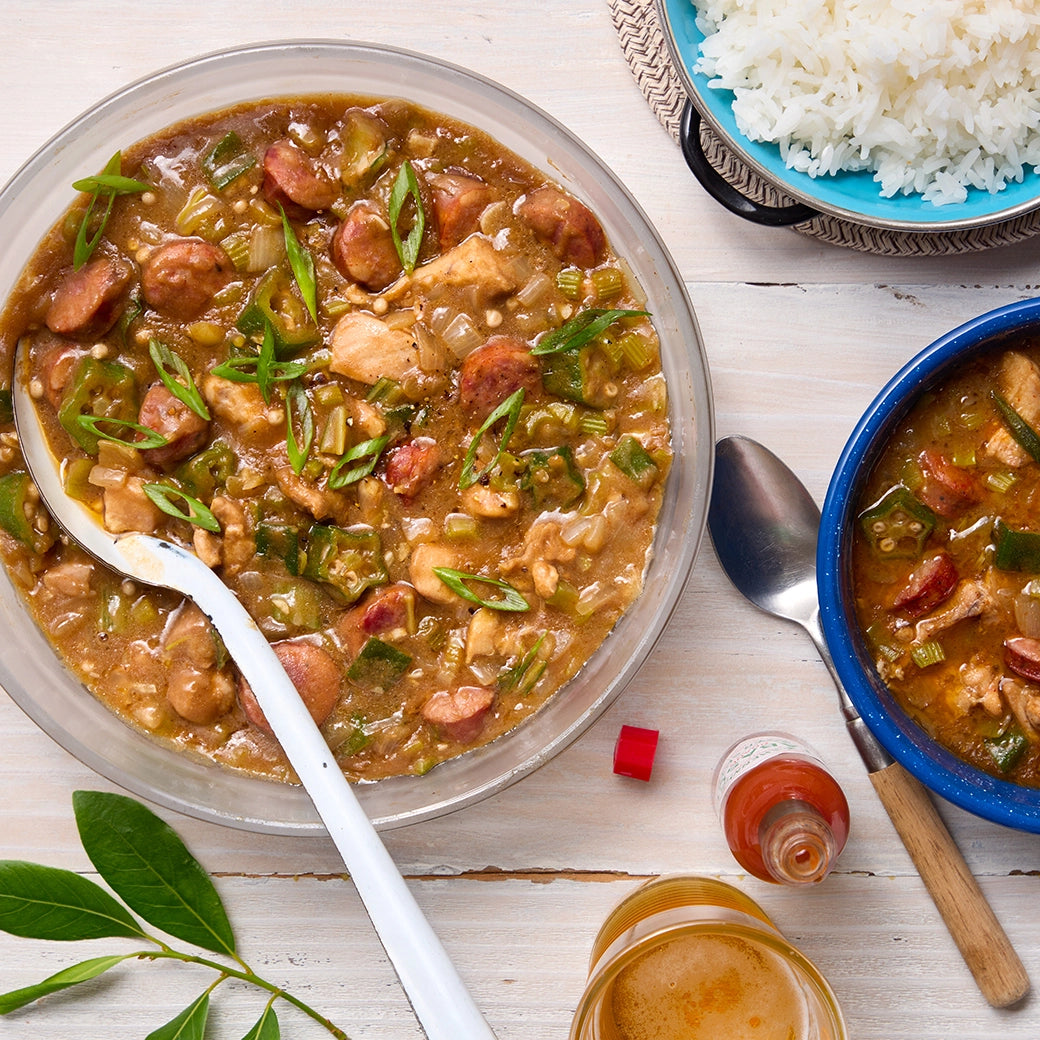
[852,340,1040,787]
[0,94,671,783]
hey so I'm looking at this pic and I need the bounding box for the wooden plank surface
[2,2,1040,1038]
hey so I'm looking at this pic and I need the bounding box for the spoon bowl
[11,347,498,1040]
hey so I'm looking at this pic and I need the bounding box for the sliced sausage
[1006,637,1040,684]
[917,449,977,519]
[141,238,232,320]
[163,602,236,725]
[517,185,606,268]
[458,335,541,421]
[421,685,495,743]
[330,202,402,290]
[383,437,441,500]
[238,638,341,735]
[430,170,493,249]
[335,582,417,658]
[262,139,339,213]
[34,335,82,409]
[892,552,959,617]
[138,383,209,467]
[45,257,132,339]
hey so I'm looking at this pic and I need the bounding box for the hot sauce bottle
[713,732,850,886]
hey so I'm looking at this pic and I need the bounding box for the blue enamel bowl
[819,298,1040,832]
[657,0,1040,232]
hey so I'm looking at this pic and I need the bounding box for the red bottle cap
[613,725,659,781]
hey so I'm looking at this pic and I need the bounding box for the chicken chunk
[983,352,1040,467]
[329,311,422,385]
[914,578,995,643]
[384,234,517,304]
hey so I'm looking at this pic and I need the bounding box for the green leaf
[279,204,318,323]
[285,380,315,476]
[72,151,150,270]
[530,308,649,356]
[0,861,145,941]
[433,567,529,612]
[149,339,211,420]
[143,483,221,534]
[72,791,236,958]
[241,1003,281,1040]
[328,435,390,489]
[388,160,425,273]
[0,954,132,1014]
[459,388,524,490]
[75,413,169,450]
[145,990,210,1040]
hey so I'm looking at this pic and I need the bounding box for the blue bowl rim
[656,0,1040,233]
[818,297,1040,832]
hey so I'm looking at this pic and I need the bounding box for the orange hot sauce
[713,733,850,885]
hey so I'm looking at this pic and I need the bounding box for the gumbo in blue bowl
[820,298,1040,833]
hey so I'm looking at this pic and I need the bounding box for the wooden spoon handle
[869,760,1030,1008]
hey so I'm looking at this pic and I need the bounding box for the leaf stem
[137,949,350,1039]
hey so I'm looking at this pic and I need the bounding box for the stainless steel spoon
[709,434,1029,1010]
[12,349,497,1040]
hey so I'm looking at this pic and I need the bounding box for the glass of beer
[569,875,847,1040]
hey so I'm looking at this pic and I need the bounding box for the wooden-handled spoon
[12,346,498,1038]
[708,434,1029,1009]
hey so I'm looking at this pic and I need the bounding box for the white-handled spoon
[12,348,497,1040]
[708,434,1029,1010]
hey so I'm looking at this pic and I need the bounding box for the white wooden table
[2,2,1040,1038]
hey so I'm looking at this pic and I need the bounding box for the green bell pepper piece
[993,519,1040,572]
[57,356,138,454]
[985,726,1029,773]
[609,435,657,484]
[236,268,319,357]
[302,524,387,603]
[347,637,412,690]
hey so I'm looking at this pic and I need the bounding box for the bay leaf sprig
[0,790,348,1040]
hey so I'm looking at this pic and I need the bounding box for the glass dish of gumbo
[852,341,1040,786]
[0,94,671,783]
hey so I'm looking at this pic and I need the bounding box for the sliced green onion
[286,381,315,475]
[148,339,210,420]
[328,435,390,489]
[143,483,221,533]
[202,131,257,190]
[993,390,1040,463]
[531,308,649,357]
[388,160,425,273]
[459,388,524,490]
[75,414,168,450]
[279,203,318,323]
[432,567,529,612]
[499,634,546,692]
[72,152,150,270]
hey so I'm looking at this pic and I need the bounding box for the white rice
[692,0,1040,205]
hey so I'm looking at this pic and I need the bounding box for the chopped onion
[441,313,483,357]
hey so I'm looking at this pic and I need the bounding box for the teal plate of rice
[657,0,1040,231]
